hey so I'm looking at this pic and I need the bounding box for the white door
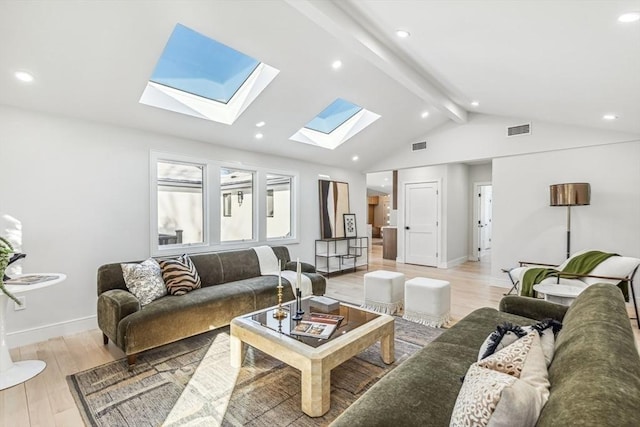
[474,183,492,260]
[404,182,439,266]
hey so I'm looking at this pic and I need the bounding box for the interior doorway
[473,182,493,261]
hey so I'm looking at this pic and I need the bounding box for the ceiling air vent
[507,123,531,137]
[412,141,427,151]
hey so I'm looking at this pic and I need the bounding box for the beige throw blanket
[252,246,312,297]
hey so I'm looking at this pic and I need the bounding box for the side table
[0,273,66,390]
[533,283,584,306]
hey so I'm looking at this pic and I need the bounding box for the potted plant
[0,236,21,305]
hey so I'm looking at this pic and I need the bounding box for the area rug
[68,318,443,426]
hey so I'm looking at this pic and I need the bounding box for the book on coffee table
[291,312,344,339]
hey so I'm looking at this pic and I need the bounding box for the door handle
[405,226,410,230]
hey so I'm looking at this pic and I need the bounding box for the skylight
[290,98,380,150]
[140,24,279,125]
[304,99,362,134]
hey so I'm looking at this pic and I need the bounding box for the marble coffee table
[230,298,395,417]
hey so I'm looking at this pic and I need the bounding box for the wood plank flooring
[2,245,638,426]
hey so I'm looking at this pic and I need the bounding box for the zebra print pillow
[159,254,201,296]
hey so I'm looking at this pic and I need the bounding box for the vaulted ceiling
[1,0,638,172]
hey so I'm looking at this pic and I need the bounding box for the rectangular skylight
[304,98,363,134]
[140,23,279,125]
[290,98,380,150]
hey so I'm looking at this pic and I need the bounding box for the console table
[315,237,368,275]
[0,273,66,390]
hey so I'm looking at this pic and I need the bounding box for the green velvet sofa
[331,284,640,426]
[97,246,325,366]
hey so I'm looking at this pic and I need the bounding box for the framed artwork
[343,213,357,238]
[223,193,232,217]
[318,180,350,238]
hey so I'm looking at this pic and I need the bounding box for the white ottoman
[403,277,450,327]
[362,270,405,314]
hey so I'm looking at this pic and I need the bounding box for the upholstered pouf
[403,277,451,327]
[363,270,405,314]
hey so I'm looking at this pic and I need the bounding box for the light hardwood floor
[2,245,639,426]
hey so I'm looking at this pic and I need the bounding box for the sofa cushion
[450,364,544,427]
[121,258,167,306]
[218,249,262,283]
[536,284,640,427]
[117,282,256,354]
[159,254,202,295]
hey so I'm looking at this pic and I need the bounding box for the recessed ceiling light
[255,133,264,139]
[396,29,410,38]
[618,12,640,23]
[421,111,430,118]
[384,178,389,181]
[470,101,480,107]
[352,155,359,161]
[256,121,265,127]
[14,71,34,83]
[331,60,342,70]
[602,114,618,120]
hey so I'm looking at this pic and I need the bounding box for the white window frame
[151,152,211,257]
[264,170,298,242]
[151,151,299,256]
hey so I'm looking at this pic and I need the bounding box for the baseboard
[442,256,468,269]
[7,315,98,349]
[492,277,512,289]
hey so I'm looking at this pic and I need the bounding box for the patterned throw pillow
[159,254,201,295]
[477,330,550,404]
[450,364,545,427]
[478,319,562,366]
[121,258,167,306]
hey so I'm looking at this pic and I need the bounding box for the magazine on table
[4,275,58,285]
[291,312,344,339]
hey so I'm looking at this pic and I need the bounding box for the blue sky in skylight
[305,98,363,134]
[150,24,260,104]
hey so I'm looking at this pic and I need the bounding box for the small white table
[533,283,584,306]
[0,273,66,390]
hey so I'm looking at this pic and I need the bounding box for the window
[266,174,292,239]
[220,167,254,242]
[156,160,205,247]
[152,153,297,254]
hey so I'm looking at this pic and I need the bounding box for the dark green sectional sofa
[97,246,325,365]
[331,284,640,426]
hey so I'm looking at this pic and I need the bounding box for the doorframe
[472,181,492,261]
[399,179,442,268]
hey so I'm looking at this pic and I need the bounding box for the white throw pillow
[121,258,167,305]
[450,364,544,427]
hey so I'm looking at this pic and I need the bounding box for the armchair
[508,250,640,326]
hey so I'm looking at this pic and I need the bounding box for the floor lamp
[550,183,591,259]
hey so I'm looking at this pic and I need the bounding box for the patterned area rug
[68,318,444,426]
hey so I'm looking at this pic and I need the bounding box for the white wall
[371,113,639,288]
[0,105,366,347]
[446,163,469,266]
[492,141,640,282]
[369,113,639,172]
